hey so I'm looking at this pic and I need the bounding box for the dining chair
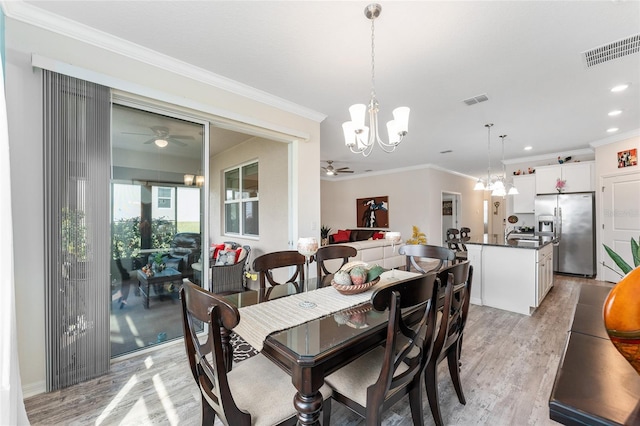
[252,250,305,301]
[425,260,473,426]
[399,244,455,273]
[446,228,468,263]
[325,272,440,426]
[180,281,332,426]
[314,244,357,287]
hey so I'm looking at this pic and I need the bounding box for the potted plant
[320,225,331,246]
[406,225,427,245]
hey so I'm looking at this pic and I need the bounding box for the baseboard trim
[22,380,46,399]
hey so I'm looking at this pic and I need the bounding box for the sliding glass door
[110,103,204,357]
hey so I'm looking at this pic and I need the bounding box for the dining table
[223,269,422,425]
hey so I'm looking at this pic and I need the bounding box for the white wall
[5,17,321,395]
[594,134,640,279]
[209,137,290,260]
[321,166,484,247]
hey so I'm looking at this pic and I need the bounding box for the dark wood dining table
[223,270,422,425]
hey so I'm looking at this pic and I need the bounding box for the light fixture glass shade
[474,180,485,191]
[154,139,169,148]
[387,121,400,144]
[507,186,519,195]
[492,186,506,197]
[392,107,410,133]
[349,104,367,130]
[493,179,505,192]
[343,122,356,147]
[357,127,370,150]
[184,174,195,186]
[195,175,205,187]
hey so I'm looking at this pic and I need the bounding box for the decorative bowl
[331,277,380,295]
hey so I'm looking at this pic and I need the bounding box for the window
[157,187,173,209]
[224,161,259,236]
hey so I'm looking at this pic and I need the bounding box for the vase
[603,265,640,375]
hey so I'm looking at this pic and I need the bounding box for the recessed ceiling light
[607,127,619,133]
[608,110,622,116]
[524,146,533,151]
[611,84,630,92]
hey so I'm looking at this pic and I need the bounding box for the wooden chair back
[324,273,443,425]
[459,227,471,250]
[180,281,248,425]
[425,260,473,425]
[252,250,305,301]
[399,244,455,273]
[314,245,357,287]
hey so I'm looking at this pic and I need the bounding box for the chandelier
[342,3,410,157]
[473,124,518,196]
[492,134,519,196]
[474,124,496,191]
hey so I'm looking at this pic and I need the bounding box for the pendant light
[342,4,410,157]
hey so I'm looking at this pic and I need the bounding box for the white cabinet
[535,162,594,194]
[512,175,536,213]
[536,244,554,306]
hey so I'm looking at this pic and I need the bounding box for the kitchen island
[466,234,554,315]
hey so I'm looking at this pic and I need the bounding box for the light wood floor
[25,274,610,425]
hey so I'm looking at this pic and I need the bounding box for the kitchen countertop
[465,233,555,249]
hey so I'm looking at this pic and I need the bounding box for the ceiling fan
[322,160,354,176]
[123,125,195,147]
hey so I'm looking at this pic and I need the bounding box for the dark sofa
[329,229,384,244]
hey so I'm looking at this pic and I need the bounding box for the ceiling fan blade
[338,170,354,173]
[168,138,188,147]
[143,137,156,144]
[336,167,351,171]
[170,134,195,140]
[122,131,154,136]
[321,167,328,172]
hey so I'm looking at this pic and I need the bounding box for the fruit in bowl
[333,270,352,286]
[350,266,367,285]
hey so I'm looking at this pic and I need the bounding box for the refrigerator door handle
[557,207,562,240]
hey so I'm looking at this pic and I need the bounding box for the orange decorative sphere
[603,266,640,375]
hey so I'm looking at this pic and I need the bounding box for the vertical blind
[43,70,111,390]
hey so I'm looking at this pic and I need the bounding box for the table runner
[233,270,419,351]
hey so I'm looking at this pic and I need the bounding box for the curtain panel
[42,70,111,391]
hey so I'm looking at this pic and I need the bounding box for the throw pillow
[333,229,351,243]
[372,232,384,240]
[215,250,235,266]
[211,243,225,260]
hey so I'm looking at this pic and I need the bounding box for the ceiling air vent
[583,34,640,68]
[463,93,489,106]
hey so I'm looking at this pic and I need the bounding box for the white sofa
[337,239,405,270]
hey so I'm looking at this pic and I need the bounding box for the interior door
[602,172,640,282]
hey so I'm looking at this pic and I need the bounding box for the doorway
[110,103,205,357]
[442,192,461,245]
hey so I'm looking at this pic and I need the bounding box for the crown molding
[2,1,327,123]
[589,128,640,148]
[503,148,594,166]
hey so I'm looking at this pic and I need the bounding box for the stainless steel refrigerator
[534,192,596,276]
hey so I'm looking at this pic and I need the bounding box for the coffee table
[136,267,182,309]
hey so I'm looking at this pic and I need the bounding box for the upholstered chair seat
[228,353,333,426]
